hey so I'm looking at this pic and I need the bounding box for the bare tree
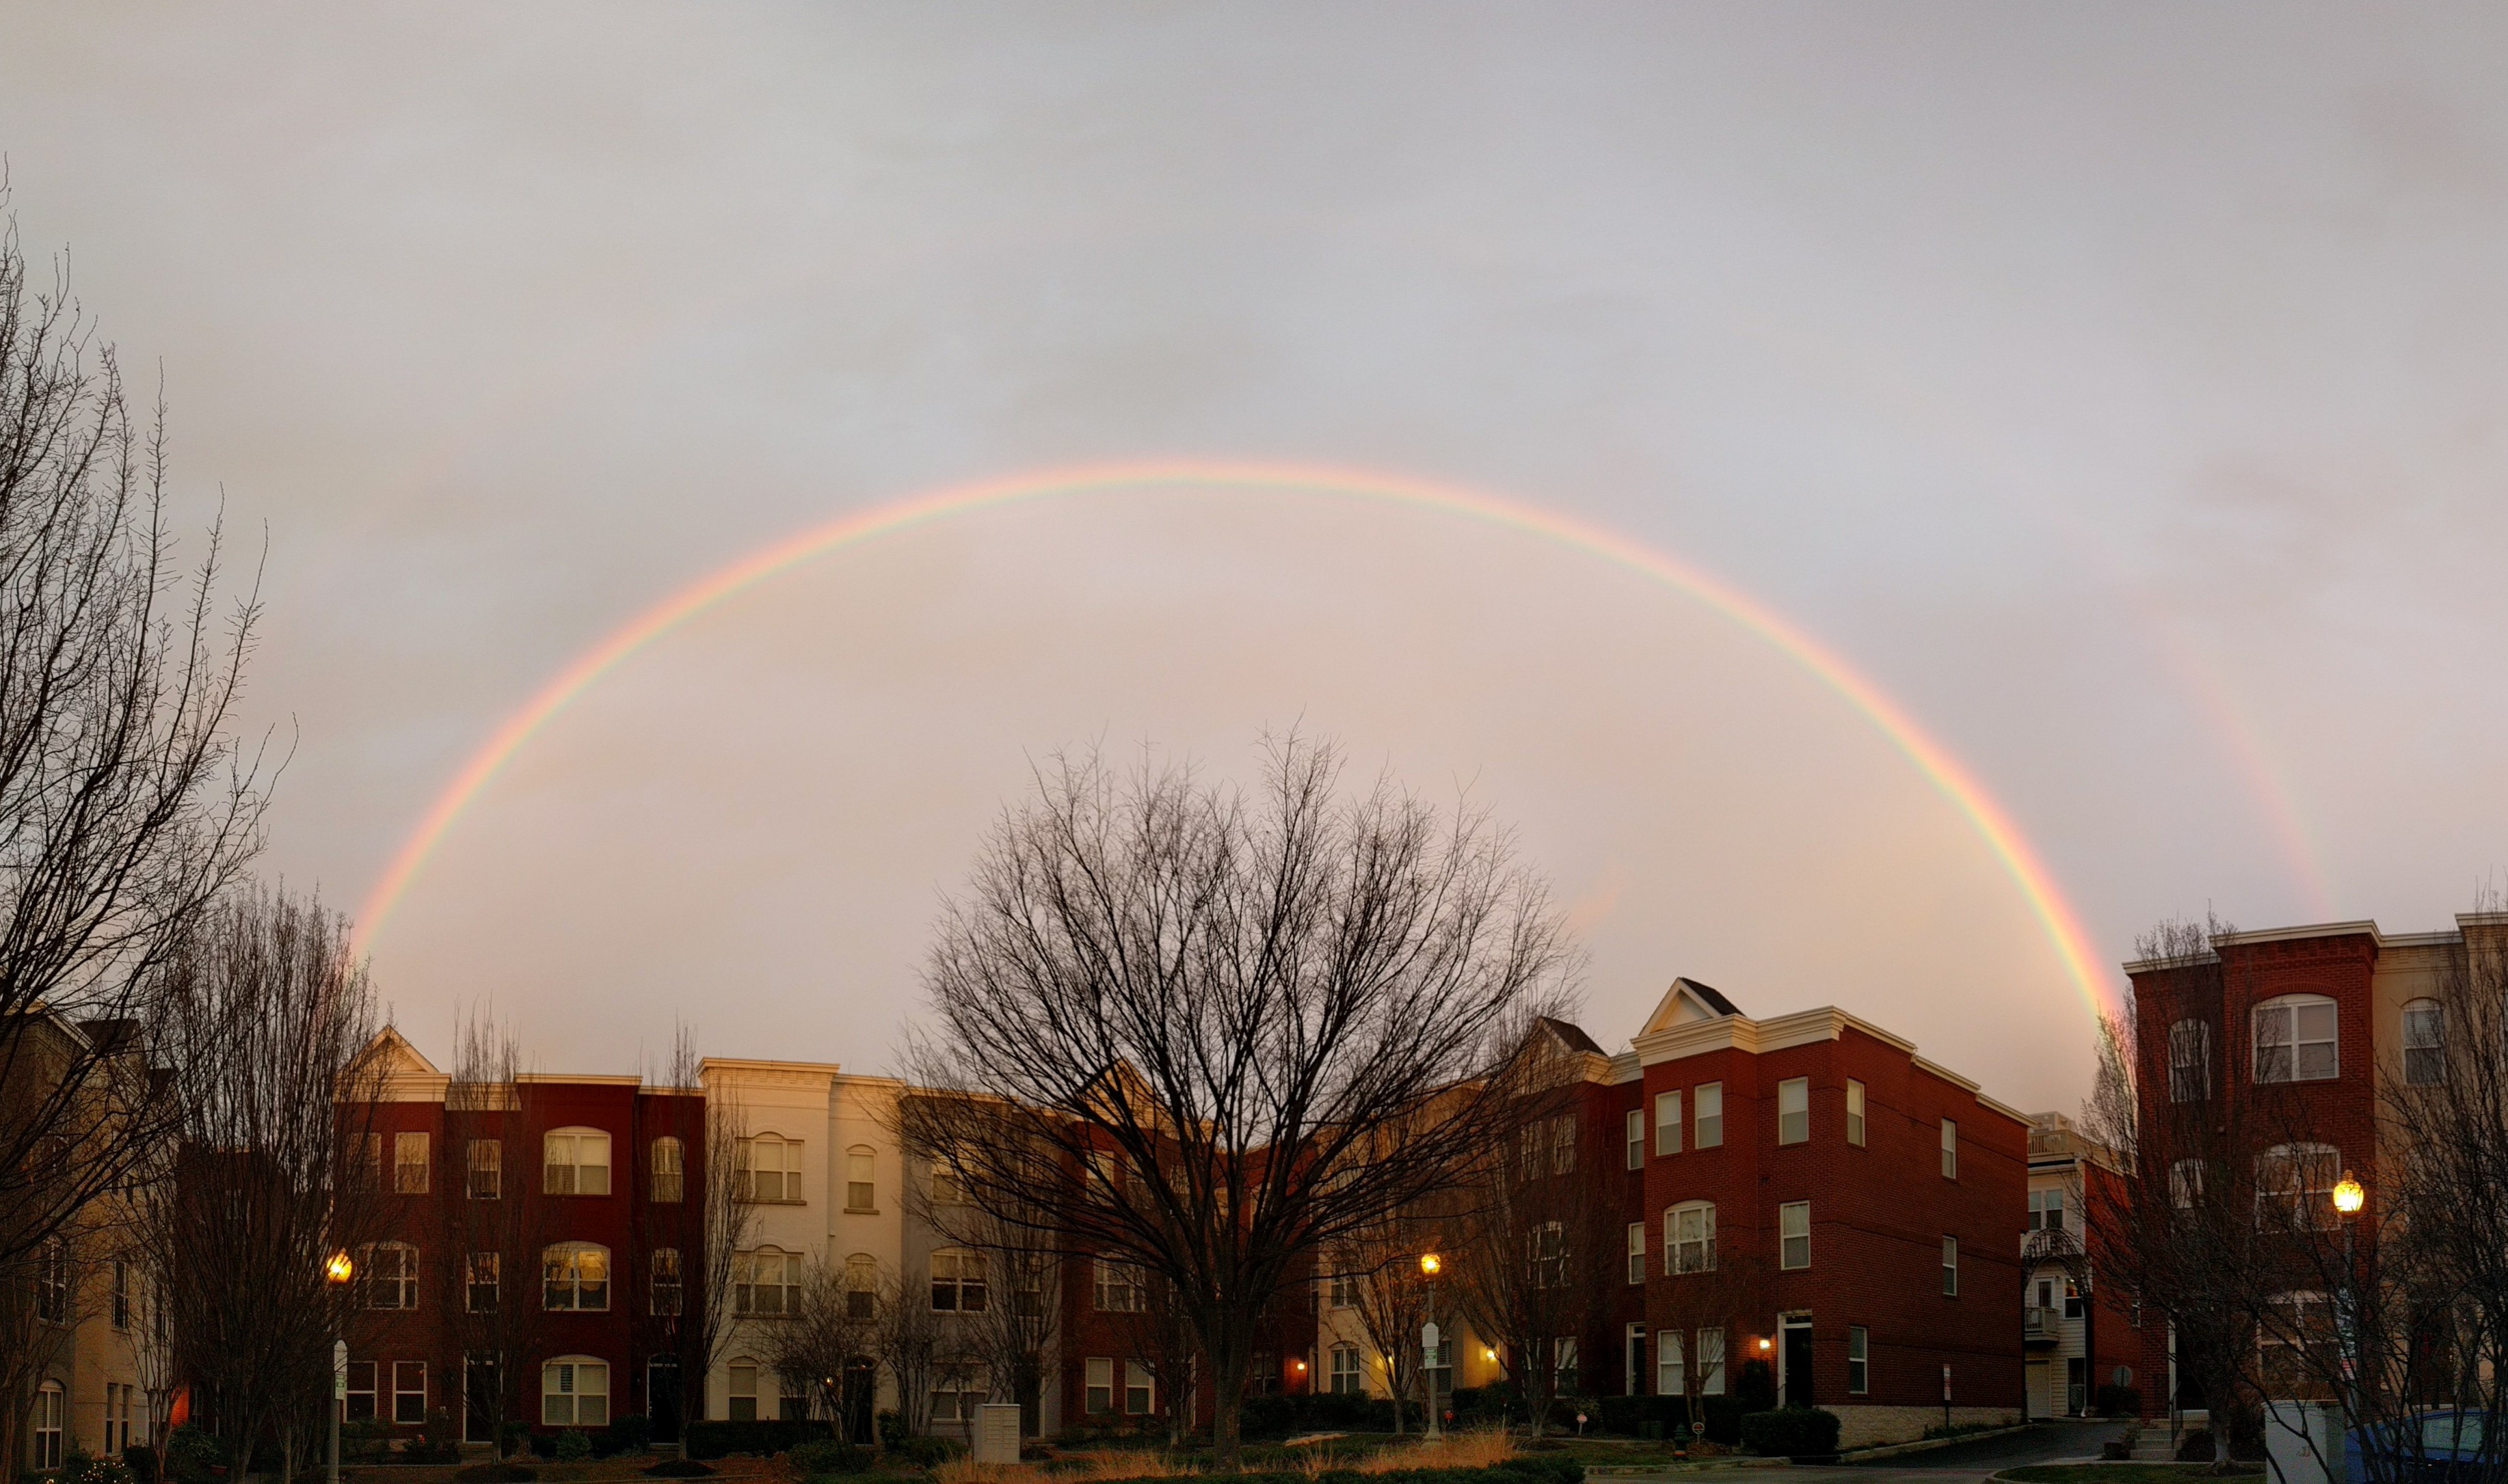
[899,737,1575,1468]
[971,1217,1062,1438]
[0,1229,85,1471]
[1649,1243,1765,1438]
[135,887,386,1481]
[1334,1207,1443,1434]
[876,1265,945,1438]
[633,1029,710,1451]
[0,193,270,1279]
[680,1036,758,1451]
[759,1259,882,1440]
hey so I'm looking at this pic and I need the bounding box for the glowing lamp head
[2332,1172,2365,1215]
[1483,1348,1496,1362]
[1419,1252,1442,1276]
[1294,1360,1307,1372]
[325,1252,354,1285]
[1757,1336,1772,1353]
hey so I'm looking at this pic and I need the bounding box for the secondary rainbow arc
[357,460,2118,1020]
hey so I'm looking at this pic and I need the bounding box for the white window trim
[2252,994,2340,1084]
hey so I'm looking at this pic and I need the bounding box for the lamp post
[326,1252,354,1484]
[1419,1253,1443,1441]
[2331,1172,2366,1437]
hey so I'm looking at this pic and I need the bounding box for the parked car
[2347,1410,2505,1484]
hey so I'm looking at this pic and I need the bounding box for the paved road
[1640,1420,2131,1484]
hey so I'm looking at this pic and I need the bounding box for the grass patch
[2000,1466,2266,1483]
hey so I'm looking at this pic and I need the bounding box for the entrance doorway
[842,1358,878,1443]
[1780,1316,1814,1408]
[464,1358,501,1446]
[1626,1325,1648,1396]
[648,1358,682,1444]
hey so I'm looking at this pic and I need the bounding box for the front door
[1627,1324,1649,1396]
[1781,1317,1814,1408]
[843,1358,878,1443]
[464,1358,501,1445]
[648,1358,682,1444]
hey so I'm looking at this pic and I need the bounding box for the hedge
[1589,1394,1745,1444]
[1738,1407,1841,1458]
[683,1420,824,1459]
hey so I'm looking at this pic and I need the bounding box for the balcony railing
[2024,1305,2058,1342]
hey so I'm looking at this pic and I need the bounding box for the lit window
[1655,1090,1682,1155]
[1330,1345,1363,1396]
[1093,1257,1145,1313]
[1777,1079,1809,1145]
[1626,1222,1645,1285]
[542,1242,611,1311]
[544,1128,612,1196]
[466,1251,499,1313]
[1847,1326,1868,1394]
[544,1358,609,1427]
[359,1241,419,1310]
[467,1139,501,1200]
[1779,1202,1811,1270]
[1625,1109,1644,1170]
[929,1249,987,1312]
[1125,1361,1156,1415]
[393,1361,427,1425]
[1084,1358,1115,1414]
[1942,1236,1959,1297]
[652,1247,682,1317]
[2169,1020,2212,1103]
[651,1137,684,1203]
[395,1133,430,1194]
[2254,1143,2340,1231]
[847,1146,877,1211]
[1941,1119,1958,1179]
[1665,1201,1716,1274]
[2403,1001,2444,1087]
[1845,1080,1865,1147]
[735,1247,803,1315]
[1694,1083,1723,1148]
[2254,995,2339,1083]
[738,1133,803,1203]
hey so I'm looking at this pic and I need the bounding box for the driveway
[1627,1420,2131,1484]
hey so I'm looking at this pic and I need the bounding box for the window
[467,1251,501,1313]
[361,1241,419,1310]
[1666,1201,1716,1274]
[1940,1118,1958,1179]
[2064,1278,2084,1319]
[652,1247,682,1317]
[2405,1000,2444,1086]
[1627,1222,1645,1285]
[738,1134,803,1202]
[544,1128,612,1196]
[651,1137,684,1203]
[2169,1020,2212,1102]
[1655,1090,1682,1155]
[1657,1331,1684,1397]
[2254,995,2339,1083]
[345,1362,378,1422]
[846,1254,878,1319]
[543,1242,611,1311]
[930,1249,987,1312]
[395,1133,430,1193]
[2029,1189,2066,1233]
[2259,1293,2332,1397]
[2255,1143,2340,1231]
[781,1375,810,1423]
[1085,1358,1115,1414]
[1779,1202,1811,1269]
[847,1146,877,1210]
[544,1358,609,1426]
[930,1155,963,1206]
[31,1383,63,1470]
[1530,1221,1566,1288]
[1698,1327,1726,1395]
[468,1139,501,1200]
[1127,1361,1156,1415]
[728,1362,759,1422]
[1625,1109,1644,1170]
[112,1259,130,1330]
[1845,1079,1866,1146]
[1329,1269,1359,1308]
[1555,1336,1579,1395]
[394,1361,427,1425]
[1777,1078,1809,1144]
[1694,1083,1723,1148]
[737,1247,803,1315]
[2170,1159,2204,1209]
[36,1239,68,1323]
[1846,1325,1868,1394]
[1013,1254,1045,1317]
[1551,1114,1577,1174]
[931,1373,988,1423]
[1093,1257,1145,1312]
[1941,1236,1959,1296]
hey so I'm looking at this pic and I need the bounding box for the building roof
[1536,1016,1605,1056]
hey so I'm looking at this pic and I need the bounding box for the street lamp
[1419,1252,1444,1442]
[2332,1172,2364,1215]
[2330,1173,2366,1440]
[326,1253,353,1484]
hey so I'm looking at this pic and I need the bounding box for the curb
[1837,1425,2036,1463]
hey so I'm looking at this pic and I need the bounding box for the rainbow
[357,459,2120,1019]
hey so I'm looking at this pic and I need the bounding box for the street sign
[1422,1321,1440,1358]
[334,1340,349,1401]
[1690,1422,1705,1436]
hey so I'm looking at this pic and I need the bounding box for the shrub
[609,1414,655,1455]
[62,1452,139,1484]
[1739,1407,1841,1458]
[685,1420,821,1460]
[499,1422,533,1459]
[887,1435,965,1468]
[456,1465,540,1483]
[2094,1385,2142,1418]
[1586,1395,1740,1445]
[161,1427,224,1484]
[555,1430,595,1463]
[121,1446,157,1484]
[1735,1362,1776,1416]
[789,1442,872,1475]
[2176,1429,2215,1463]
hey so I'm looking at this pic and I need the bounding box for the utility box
[975,1404,1023,1464]
[2265,1400,2345,1484]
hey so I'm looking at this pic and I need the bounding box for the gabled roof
[1638,977,1742,1036]
[1536,1016,1605,1056]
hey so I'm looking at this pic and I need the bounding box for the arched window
[651,1137,684,1203]
[734,1247,800,1316]
[846,1145,877,1211]
[542,1356,609,1426]
[543,1242,611,1310]
[1664,1200,1716,1275]
[31,1381,64,1468]
[358,1241,419,1310]
[844,1254,878,1320]
[650,1248,682,1317]
[545,1127,612,1196]
[931,1249,987,1312]
[2169,1019,2212,1103]
[2255,1143,2340,1231]
[2254,995,2338,1083]
[735,1132,802,1202]
[2403,999,2444,1086]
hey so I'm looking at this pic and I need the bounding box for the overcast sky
[5,5,2505,1112]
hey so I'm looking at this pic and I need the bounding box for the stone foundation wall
[1828,1405,2023,1451]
